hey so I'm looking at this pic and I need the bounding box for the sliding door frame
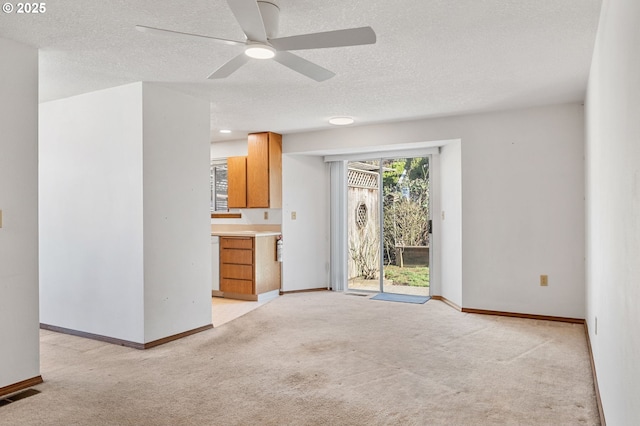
[329,147,438,294]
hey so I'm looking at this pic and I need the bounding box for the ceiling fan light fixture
[245,44,276,59]
[136,3,376,81]
[329,116,355,126]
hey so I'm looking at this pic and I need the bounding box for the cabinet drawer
[221,279,253,294]
[221,237,254,249]
[221,263,253,280]
[221,248,253,265]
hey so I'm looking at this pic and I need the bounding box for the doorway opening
[346,156,431,296]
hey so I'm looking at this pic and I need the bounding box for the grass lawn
[384,265,429,287]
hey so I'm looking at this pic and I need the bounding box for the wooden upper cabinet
[227,156,247,208]
[246,132,282,208]
[267,133,283,208]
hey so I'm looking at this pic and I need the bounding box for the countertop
[211,230,281,237]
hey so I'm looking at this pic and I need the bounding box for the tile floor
[211,296,271,327]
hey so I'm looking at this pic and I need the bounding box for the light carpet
[0,292,599,425]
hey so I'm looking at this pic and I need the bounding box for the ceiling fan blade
[270,26,376,51]
[207,54,251,79]
[136,25,244,46]
[226,0,267,42]
[273,51,335,82]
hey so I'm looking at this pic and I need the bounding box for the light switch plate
[291,211,297,220]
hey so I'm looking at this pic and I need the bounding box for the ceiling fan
[136,0,376,82]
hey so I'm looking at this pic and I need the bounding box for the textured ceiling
[0,0,602,142]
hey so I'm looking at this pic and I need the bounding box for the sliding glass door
[346,157,431,296]
[346,160,382,292]
[381,157,430,296]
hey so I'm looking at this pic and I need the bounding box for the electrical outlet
[291,211,297,220]
[595,317,598,335]
[264,211,269,220]
[540,275,548,286]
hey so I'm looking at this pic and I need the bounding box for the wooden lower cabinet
[220,278,253,295]
[219,235,281,299]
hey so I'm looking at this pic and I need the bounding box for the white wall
[211,139,247,159]
[439,141,462,306]
[142,84,212,342]
[211,208,283,226]
[40,83,146,342]
[284,103,585,318]
[0,38,40,389]
[585,0,640,423]
[40,83,212,344]
[281,155,330,291]
[461,106,585,318]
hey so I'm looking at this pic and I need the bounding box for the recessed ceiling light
[219,129,232,134]
[329,116,355,126]
[245,44,276,59]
